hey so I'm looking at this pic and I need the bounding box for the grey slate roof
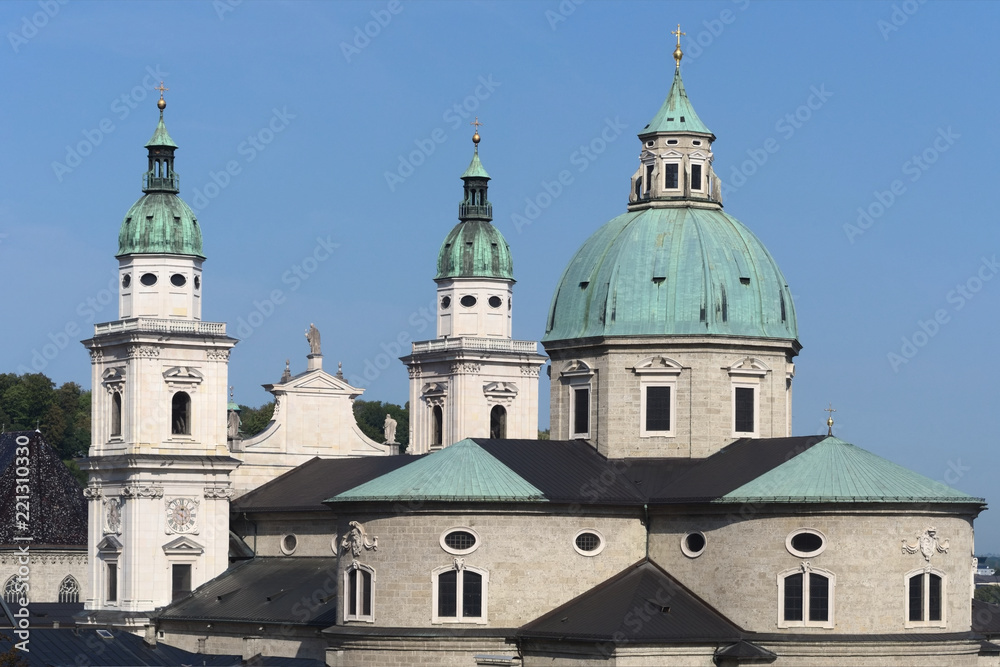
[0,628,238,666]
[974,599,1000,636]
[157,557,338,626]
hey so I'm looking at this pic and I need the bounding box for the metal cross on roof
[825,403,837,436]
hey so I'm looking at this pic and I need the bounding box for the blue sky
[2,1,999,549]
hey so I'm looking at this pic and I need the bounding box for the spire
[458,121,492,222]
[142,82,179,193]
[641,68,713,137]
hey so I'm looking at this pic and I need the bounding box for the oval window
[692,140,702,146]
[786,529,826,558]
[194,276,201,290]
[140,273,157,286]
[440,527,480,555]
[573,529,605,556]
[170,274,186,287]
[121,274,131,289]
[460,295,477,308]
[681,531,707,558]
[441,296,451,309]
[280,534,297,555]
[488,296,502,308]
[667,139,678,145]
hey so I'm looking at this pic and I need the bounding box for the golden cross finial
[470,117,482,146]
[672,24,685,68]
[155,81,168,110]
[825,403,837,436]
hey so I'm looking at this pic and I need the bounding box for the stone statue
[305,323,321,355]
[227,408,241,439]
[383,413,397,444]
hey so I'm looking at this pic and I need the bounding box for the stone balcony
[94,318,226,336]
[411,337,537,354]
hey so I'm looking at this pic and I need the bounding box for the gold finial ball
[827,416,834,427]
[157,97,166,110]
[472,131,480,145]
[673,46,683,64]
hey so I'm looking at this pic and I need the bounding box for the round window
[121,274,131,288]
[440,527,480,555]
[488,296,503,308]
[573,529,605,556]
[170,274,186,287]
[460,295,477,308]
[194,276,201,289]
[681,531,707,558]
[441,296,451,309]
[280,534,297,555]
[140,273,157,286]
[786,529,826,557]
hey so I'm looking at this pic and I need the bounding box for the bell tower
[80,87,239,626]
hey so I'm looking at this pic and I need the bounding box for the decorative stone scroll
[450,362,481,375]
[83,485,103,500]
[89,349,104,362]
[203,486,235,499]
[902,527,950,562]
[207,350,230,361]
[120,484,164,499]
[340,521,378,558]
[127,345,160,358]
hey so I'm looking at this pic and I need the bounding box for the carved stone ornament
[902,527,950,562]
[127,345,160,358]
[120,484,164,499]
[203,486,235,499]
[340,521,378,558]
[454,557,466,571]
[407,365,422,379]
[450,362,481,375]
[83,484,103,500]
[520,365,540,377]
[103,497,122,535]
[89,349,104,362]
[206,349,230,361]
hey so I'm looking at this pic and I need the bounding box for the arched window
[111,391,122,437]
[344,562,375,622]
[58,575,80,603]
[432,405,443,448]
[171,392,191,435]
[777,567,835,628]
[432,562,488,624]
[905,569,946,627]
[3,576,21,603]
[489,405,506,439]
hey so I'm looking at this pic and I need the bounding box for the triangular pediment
[689,150,707,160]
[285,369,354,393]
[97,535,123,553]
[163,535,205,555]
[662,149,683,159]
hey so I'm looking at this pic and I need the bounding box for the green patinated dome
[543,207,797,341]
[435,220,513,281]
[117,193,203,258]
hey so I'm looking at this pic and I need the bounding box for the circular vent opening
[488,296,503,308]
[441,296,451,309]
[573,529,605,556]
[194,276,201,289]
[170,274,186,287]
[681,531,707,558]
[140,273,157,286]
[280,534,297,555]
[460,295,477,308]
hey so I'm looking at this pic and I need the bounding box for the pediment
[163,367,204,384]
[726,356,770,376]
[561,359,594,378]
[102,366,126,383]
[284,370,356,394]
[97,535,123,553]
[163,535,205,555]
[633,356,683,375]
[661,150,683,159]
[689,151,708,160]
[483,381,518,396]
[422,381,448,396]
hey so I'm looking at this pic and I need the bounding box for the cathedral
[12,32,996,667]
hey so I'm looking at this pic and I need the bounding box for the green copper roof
[436,220,514,281]
[718,437,983,504]
[543,207,796,341]
[641,69,712,136]
[328,439,547,503]
[461,148,490,179]
[145,113,178,148]
[117,193,204,258]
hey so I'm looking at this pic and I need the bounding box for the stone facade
[0,548,86,603]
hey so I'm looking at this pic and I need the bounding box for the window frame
[904,568,947,629]
[58,575,81,604]
[440,527,481,556]
[634,357,682,438]
[343,561,376,623]
[663,162,680,191]
[731,383,759,437]
[431,562,489,624]
[572,529,606,557]
[776,566,836,629]
[561,360,595,440]
[785,528,827,558]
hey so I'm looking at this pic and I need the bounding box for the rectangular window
[645,386,671,432]
[809,573,829,622]
[909,574,923,621]
[928,573,942,621]
[664,163,679,189]
[438,570,458,617]
[462,571,483,618]
[573,387,590,436]
[172,564,191,602]
[691,164,703,191]
[644,165,653,194]
[783,572,803,621]
[107,563,117,603]
[735,387,755,433]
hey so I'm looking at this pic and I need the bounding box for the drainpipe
[643,504,650,559]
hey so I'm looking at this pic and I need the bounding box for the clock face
[166,498,197,533]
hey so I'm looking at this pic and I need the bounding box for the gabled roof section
[518,559,749,644]
[157,557,339,626]
[232,456,419,513]
[641,68,712,136]
[329,439,546,503]
[719,436,984,504]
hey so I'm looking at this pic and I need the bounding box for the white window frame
[343,561,376,623]
[440,527,481,556]
[431,562,489,625]
[776,566,836,629]
[904,568,947,629]
[785,528,827,558]
[663,160,682,191]
[634,356,682,438]
[562,361,594,440]
[572,529,606,557]
[731,383,759,437]
[727,358,768,438]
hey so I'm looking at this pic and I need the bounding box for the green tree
[353,399,409,452]
[538,429,550,440]
[238,401,275,437]
[975,584,1000,605]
